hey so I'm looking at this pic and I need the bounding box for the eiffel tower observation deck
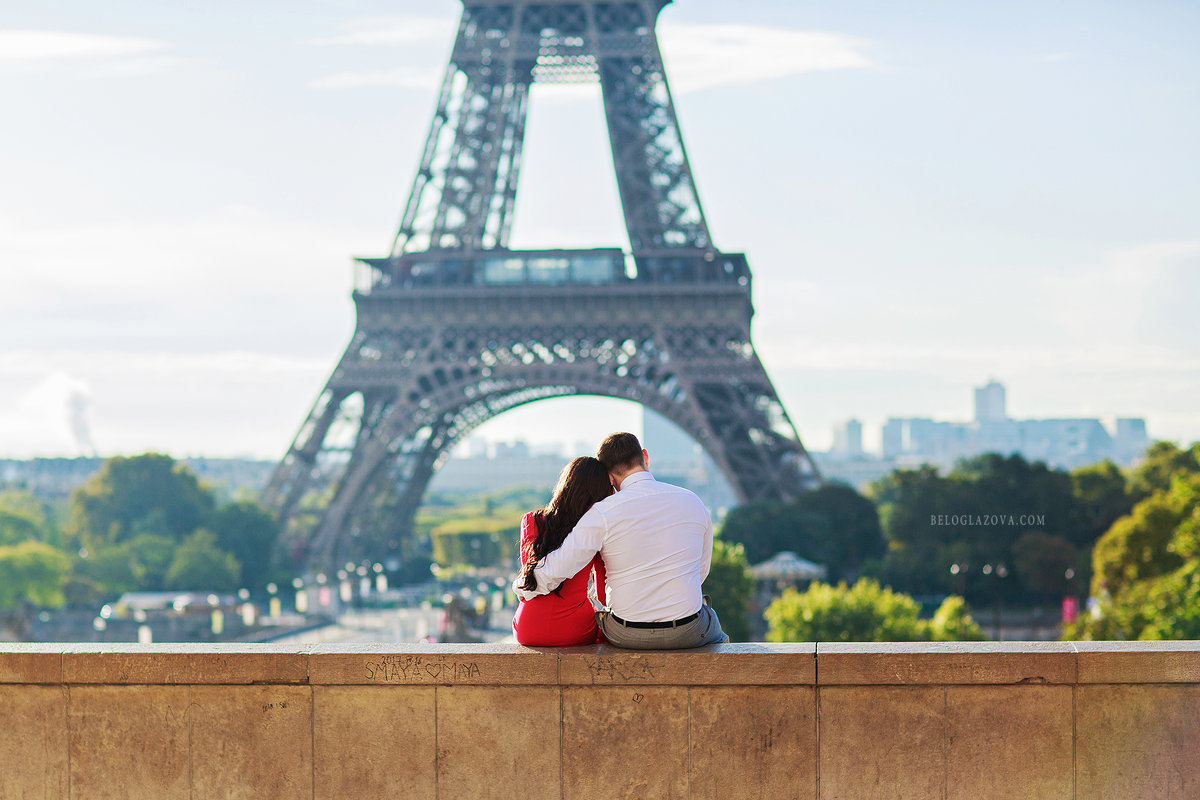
[265,0,821,572]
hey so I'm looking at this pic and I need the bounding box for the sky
[1,0,1198,460]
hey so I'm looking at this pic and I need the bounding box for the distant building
[493,440,531,460]
[831,419,864,458]
[881,382,1147,471]
[0,457,275,501]
[809,453,898,490]
[974,380,1007,422]
[1113,418,1151,464]
[430,440,564,493]
[815,381,1152,488]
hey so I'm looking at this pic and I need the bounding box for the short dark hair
[596,432,645,472]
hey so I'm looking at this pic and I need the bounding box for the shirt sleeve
[528,505,606,595]
[591,554,607,606]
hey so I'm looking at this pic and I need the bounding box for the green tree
[210,501,280,590]
[764,578,983,643]
[1069,461,1133,545]
[0,489,46,528]
[1070,473,1200,640]
[717,501,831,566]
[76,534,177,595]
[792,483,885,581]
[868,454,1090,605]
[927,595,986,641]
[0,508,40,546]
[702,539,753,642]
[0,541,72,638]
[430,516,516,569]
[1089,483,1191,600]
[0,541,71,609]
[1127,441,1200,502]
[164,530,241,592]
[867,465,956,596]
[68,454,215,546]
[76,545,140,595]
[1011,531,1077,600]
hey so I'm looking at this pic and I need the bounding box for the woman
[512,456,613,646]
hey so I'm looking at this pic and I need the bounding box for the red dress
[511,510,607,646]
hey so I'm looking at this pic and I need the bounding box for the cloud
[657,23,873,93]
[0,29,168,61]
[303,16,455,47]
[0,206,378,308]
[309,66,443,91]
[0,371,95,457]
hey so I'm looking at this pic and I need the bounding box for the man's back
[588,471,712,621]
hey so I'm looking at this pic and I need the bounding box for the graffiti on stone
[364,654,482,682]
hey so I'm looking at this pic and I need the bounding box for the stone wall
[2,641,1198,799]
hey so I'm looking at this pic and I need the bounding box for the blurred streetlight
[293,577,308,614]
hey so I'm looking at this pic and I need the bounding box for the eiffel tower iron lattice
[264,0,820,572]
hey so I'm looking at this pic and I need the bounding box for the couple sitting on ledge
[511,431,727,649]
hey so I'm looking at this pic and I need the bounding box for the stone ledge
[557,642,815,685]
[2,642,1199,686]
[0,644,63,683]
[309,642,558,685]
[1075,640,1200,684]
[817,641,1078,685]
[60,644,308,685]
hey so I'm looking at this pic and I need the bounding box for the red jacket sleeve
[519,511,538,564]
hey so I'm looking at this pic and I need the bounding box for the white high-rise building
[974,380,1007,422]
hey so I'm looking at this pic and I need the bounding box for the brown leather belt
[608,611,700,629]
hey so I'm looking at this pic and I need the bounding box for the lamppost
[982,563,1008,639]
[293,577,307,614]
[950,562,970,598]
[1062,567,1079,626]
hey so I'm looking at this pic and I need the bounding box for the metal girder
[389,0,710,263]
[265,278,819,570]
[267,0,821,573]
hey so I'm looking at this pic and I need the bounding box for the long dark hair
[518,456,613,591]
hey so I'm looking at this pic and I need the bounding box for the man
[513,431,726,649]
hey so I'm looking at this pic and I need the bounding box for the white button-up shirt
[512,471,713,622]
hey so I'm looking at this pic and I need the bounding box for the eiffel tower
[265,0,820,571]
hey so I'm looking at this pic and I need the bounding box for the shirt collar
[618,470,654,490]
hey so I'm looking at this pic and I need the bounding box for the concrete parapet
[1,641,1198,798]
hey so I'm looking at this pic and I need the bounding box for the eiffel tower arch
[265,0,820,572]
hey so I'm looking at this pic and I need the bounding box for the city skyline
[2,0,1198,459]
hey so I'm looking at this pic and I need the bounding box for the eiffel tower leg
[683,359,819,503]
